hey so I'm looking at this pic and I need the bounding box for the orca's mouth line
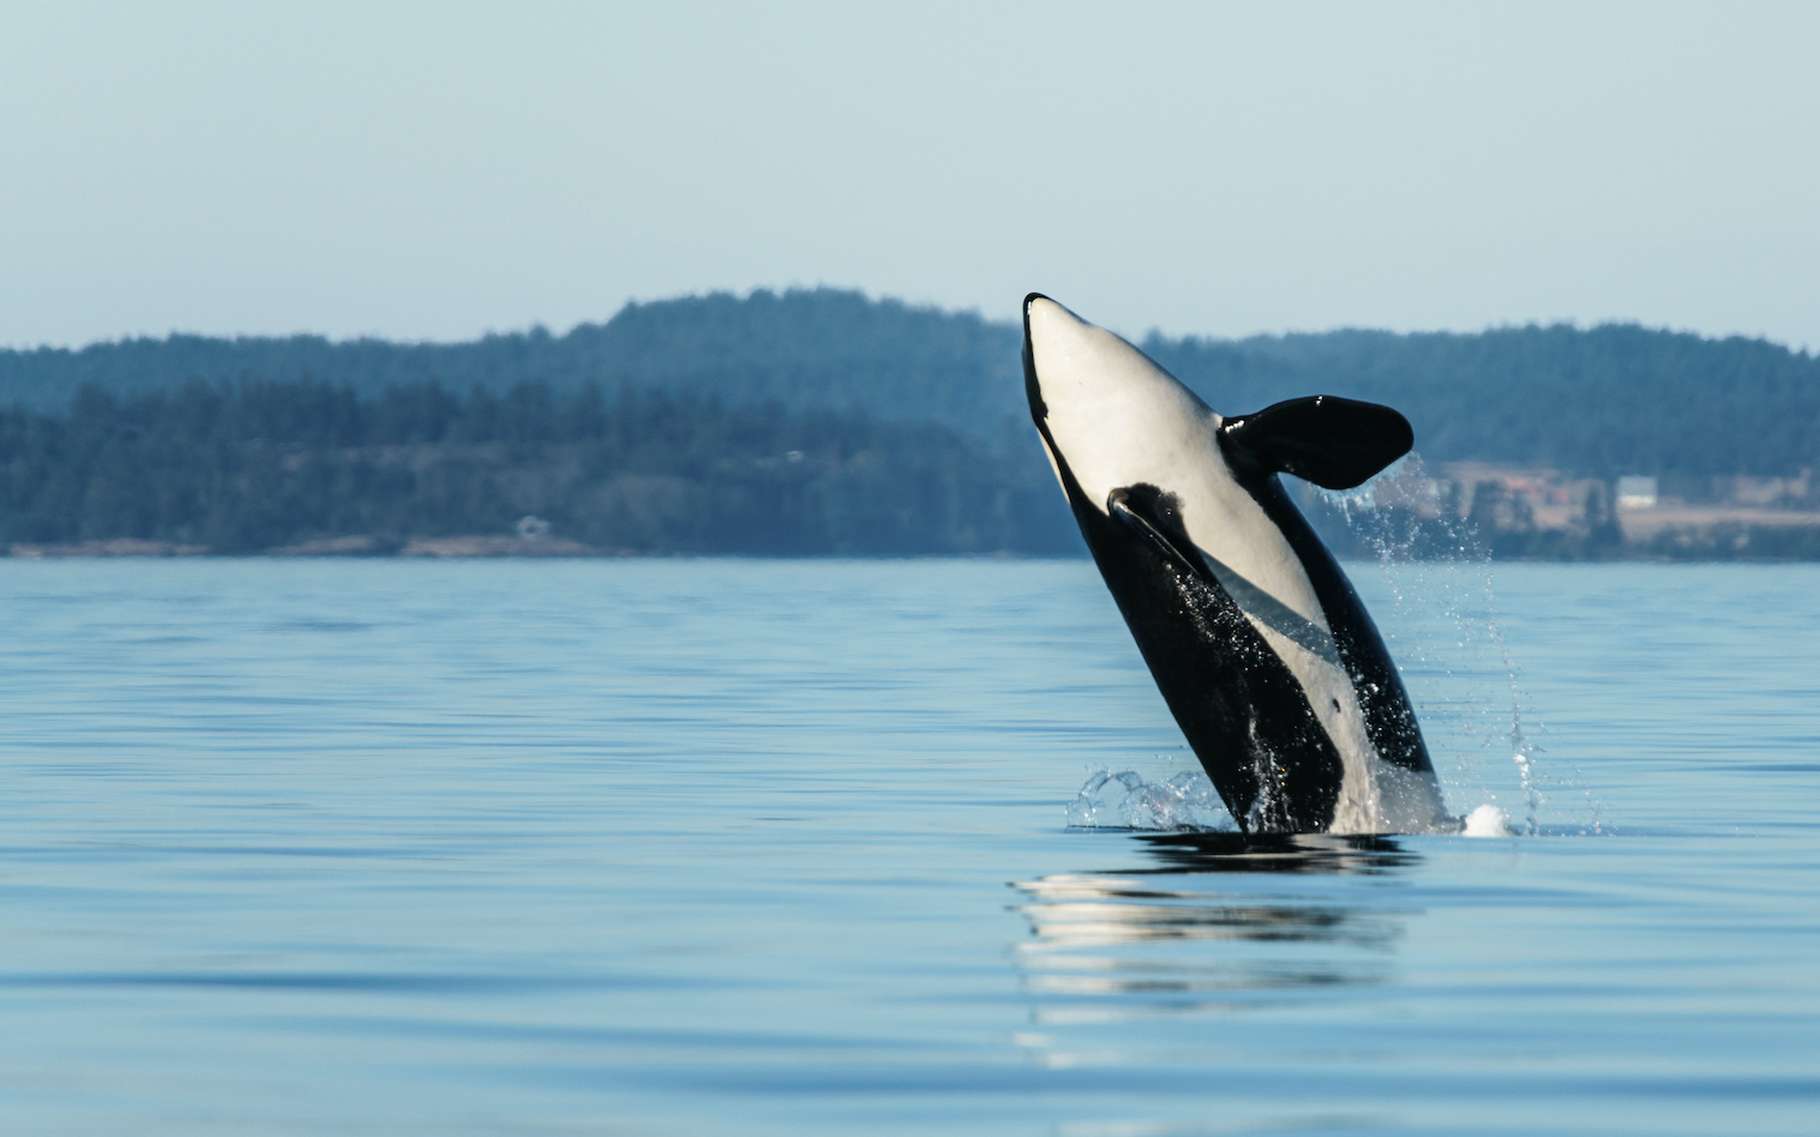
[1024,292,1097,513]
[1020,291,1051,424]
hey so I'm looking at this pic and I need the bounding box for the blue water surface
[1,559,1816,1135]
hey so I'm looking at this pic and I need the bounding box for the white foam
[1460,803,1514,838]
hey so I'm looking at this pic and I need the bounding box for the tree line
[3,374,1814,559]
[0,379,1077,555]
[4,287,1816,480]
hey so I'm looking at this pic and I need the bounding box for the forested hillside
[0,380,1072,555]
[4,288,1816,478]
[1146,324,1819,478]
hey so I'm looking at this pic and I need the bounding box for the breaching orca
[1023,293,1446,835]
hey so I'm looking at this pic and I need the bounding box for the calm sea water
[2,558,1817,1135]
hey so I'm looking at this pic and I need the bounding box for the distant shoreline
[7,303,1817,565]
[8,538,1820,564]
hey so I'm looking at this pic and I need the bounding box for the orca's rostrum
[1023,293,1447,835]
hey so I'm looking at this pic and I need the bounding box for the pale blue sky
[3,1,1816,348]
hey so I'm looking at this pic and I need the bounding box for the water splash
[1315,454,1596,835]
[1066,766,1235,831]
[1069,765,1523,837]
[1485,592,1542,836]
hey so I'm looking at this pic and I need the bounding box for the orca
[1023,293,1447,835]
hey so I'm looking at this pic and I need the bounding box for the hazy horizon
[5,1,1817,350]
[5,283,1816,358]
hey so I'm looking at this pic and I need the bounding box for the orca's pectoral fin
[1107,484,1205,580]
[1219,395,1414,490]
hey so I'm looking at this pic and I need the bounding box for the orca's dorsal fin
[1219,395,1413,491]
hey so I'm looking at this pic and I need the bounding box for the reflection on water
[1132,832,1421,875]
[6,561,1820,1136]
[1011,834,1419,1025]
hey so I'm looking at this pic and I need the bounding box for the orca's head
[1021,293,1218,515]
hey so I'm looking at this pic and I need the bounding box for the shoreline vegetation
[12,541,1820,562]
[3,288,1816,562]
